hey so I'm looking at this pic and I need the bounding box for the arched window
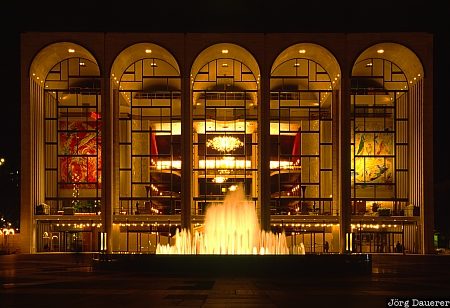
[350,43,423,217]
[270,44,339,217]
[116,51,181,217]
[44,57,102,215]
[191,44,259,216]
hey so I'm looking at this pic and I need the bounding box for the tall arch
[270,43,341,253]
[28,42,102,253]
[110,43,181,252]
[350,42,425,253]
[190,43,260,222]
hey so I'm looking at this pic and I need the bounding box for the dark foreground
[93,253,372,276]
[1,253,450,308]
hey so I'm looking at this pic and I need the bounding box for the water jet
[156,186,303,255]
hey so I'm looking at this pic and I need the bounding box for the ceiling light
[299,49,306,54]
[212,176,227,183]
[221,49,229,54]
[207,136,243,153]
[377,49,384,54]
[68,48,75,53]
[294,63,300,67]
[222,63,229,67]
[145,49,152,53]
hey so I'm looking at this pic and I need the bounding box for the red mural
[59,120,102,188]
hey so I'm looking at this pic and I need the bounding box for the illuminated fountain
[156,186,305,255]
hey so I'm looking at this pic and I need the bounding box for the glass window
[270,59,333,216]
[118,58,181,216]
[351,58,409,216]
[192,58,258,215]
[44,58,102,215]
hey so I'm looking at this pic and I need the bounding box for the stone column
[260,69,271,231]
[181,53,192,230]
[339,79,352,253]
[103,79,114,253]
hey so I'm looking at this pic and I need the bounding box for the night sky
[1,2,448,238]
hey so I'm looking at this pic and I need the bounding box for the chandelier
[206,136,244,153]
[212,176,228,183]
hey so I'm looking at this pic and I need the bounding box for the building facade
[20,32,434,254]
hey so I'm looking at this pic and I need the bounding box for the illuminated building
[20,32,434,254]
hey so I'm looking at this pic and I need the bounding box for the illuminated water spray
[156,186,305,255]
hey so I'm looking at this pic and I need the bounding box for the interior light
[145,49,152,53]
[207,136,243,153]
[228,185,238,191]
[299,49,306,54]
[377,49,384,54]
[294,63,300,67]
[213,176,228,183]
[221,49,229,54]
[68,48,75,53]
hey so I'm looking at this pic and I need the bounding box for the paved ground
[1,253,450,308]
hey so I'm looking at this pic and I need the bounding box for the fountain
[93,185,371,276]
[156,185,305,255]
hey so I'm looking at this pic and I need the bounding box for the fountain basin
[93,253,372,276]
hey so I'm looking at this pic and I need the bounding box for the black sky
[1,1,449,236]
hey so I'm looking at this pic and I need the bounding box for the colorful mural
[354,157,393,184]
[59,120,102,188]
[352,131,394,185]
